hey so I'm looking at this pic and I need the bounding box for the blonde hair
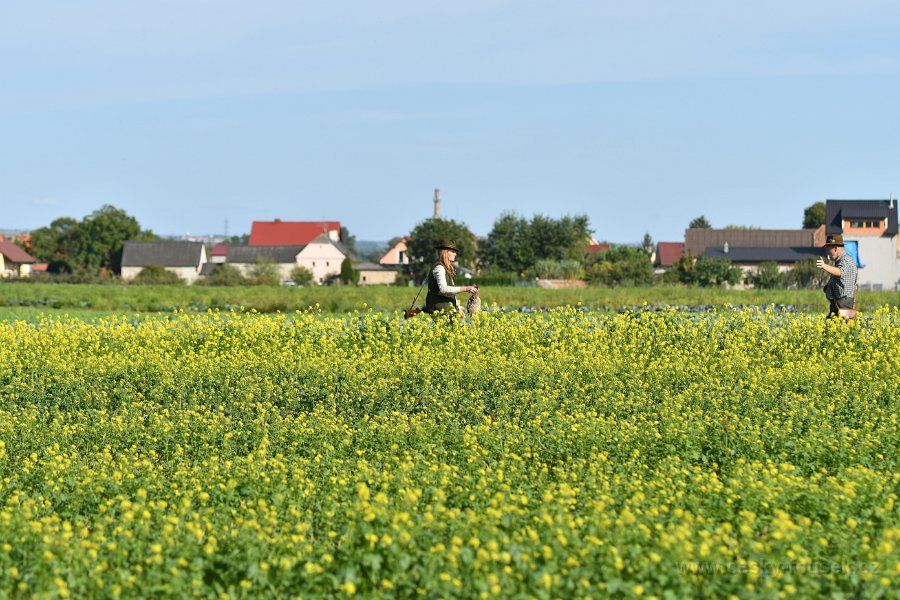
[437,248,456,280]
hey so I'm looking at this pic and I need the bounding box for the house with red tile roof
[0,240,37,278]
[654,242,685,273]
[210,243,229,264]
[249,220,341,246]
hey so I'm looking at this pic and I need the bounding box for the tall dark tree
[69,205,155,274]
[640,232,655,255]
[480,212,533,274]
[29,216,80,267]
[803,202,827,228]
[339,226,357,257]
[529,214,592,262]
[406,218,477,279]
[481,212,592,274]
[689,215,712,229]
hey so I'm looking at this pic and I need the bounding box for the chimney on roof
[723,242,729,254]
[433,188,441,220]
[274,218,281,222]
[891,193,895,209]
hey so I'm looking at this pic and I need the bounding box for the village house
[354,262,399,286]
[120,241,208,284]
[826,198,900,291]
[653,242,685,275]
[0,240,37,278]
[226,234,350,283]
[378,237,409,266]
[683,226,825,282]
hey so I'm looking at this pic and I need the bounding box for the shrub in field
[195,264,246,286]
[746,260,785,289]
[289,265,314,286]
[248,257,281,286]
[131,264,185,285]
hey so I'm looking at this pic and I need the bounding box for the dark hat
[822,234,845,247]
[435,239,458,252]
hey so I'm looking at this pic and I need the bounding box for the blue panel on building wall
[844,241,865,268]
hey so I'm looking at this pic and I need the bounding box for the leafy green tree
[289,265,314,286]
[340,257,359,285]
[662,252,697,285]
[689,215,712,229]
[787,258,828,289]
[481,212,592,274]
[70,205,155,274]
[406,218,477,279]
[529,214,592,262]
[587,245,653,286]
[226,233,250,245]
[803,202,827,228]
[480,212,533,274]
[29,217,80,266]
[746,261,785,289]
[131,265,184,285]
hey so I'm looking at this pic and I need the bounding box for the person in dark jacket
[425,240,477,316]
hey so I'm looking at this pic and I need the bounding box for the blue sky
[2,1,900,244]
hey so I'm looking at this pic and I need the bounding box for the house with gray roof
[685,227,826,257]
[353,262,399,286]
[825,199,900,290]
[225,234,350,284]
[121,241,207,284]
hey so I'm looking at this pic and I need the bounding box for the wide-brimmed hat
[822,234,845,247]
[435,239,458,252]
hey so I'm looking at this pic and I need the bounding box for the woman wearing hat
[816,234,858,318]
[425,240,478,316]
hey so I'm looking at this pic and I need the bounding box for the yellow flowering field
[0,307,898,598]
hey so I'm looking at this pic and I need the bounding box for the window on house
[312,262,316,267]
[326,262,330,267]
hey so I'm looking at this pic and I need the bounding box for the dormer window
[845,218,885,229]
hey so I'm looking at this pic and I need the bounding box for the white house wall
[852,236,900,291]
[297,243,345,283]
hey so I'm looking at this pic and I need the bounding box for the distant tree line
[16,201,832,289]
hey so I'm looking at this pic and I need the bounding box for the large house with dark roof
[121,241,208,284]
[685,227,826,258]
[825,199,900,290]
[0,240,36,278]
[682,226,826,287]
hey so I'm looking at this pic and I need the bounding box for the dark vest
[425,264,457,313]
